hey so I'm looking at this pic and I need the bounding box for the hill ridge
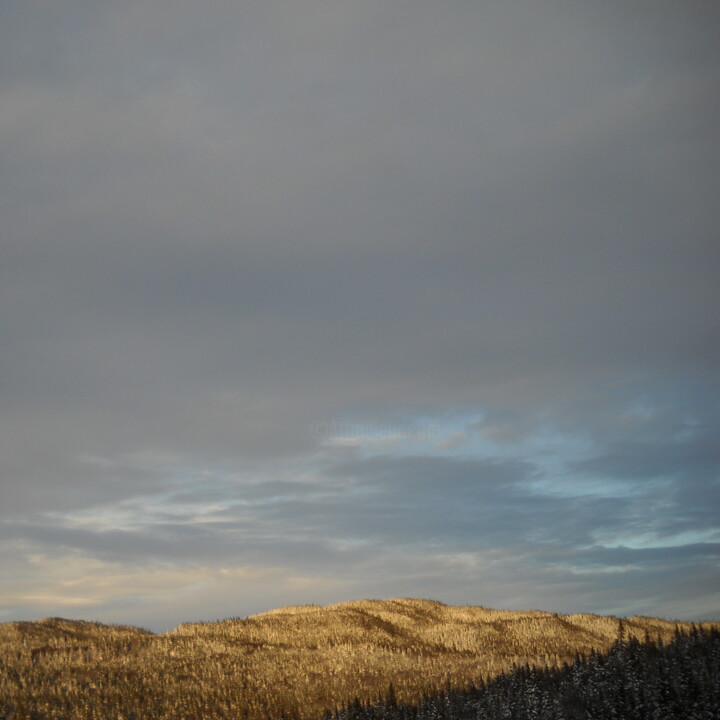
[2,598,715,720]
[4,597,702,636]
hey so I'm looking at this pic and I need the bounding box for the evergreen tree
[326,629,720,720]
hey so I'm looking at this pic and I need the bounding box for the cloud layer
[1,0,719,630]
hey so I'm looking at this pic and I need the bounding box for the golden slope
[0,598,709,720]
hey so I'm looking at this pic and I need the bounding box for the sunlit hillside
[0,598,711,720]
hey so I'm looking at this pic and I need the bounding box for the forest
[0,599,716,720]
[332,625,720,720]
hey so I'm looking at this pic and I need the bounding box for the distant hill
[0,598,713,720]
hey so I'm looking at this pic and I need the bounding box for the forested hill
[330,627,720,720]
[0,598,715,720]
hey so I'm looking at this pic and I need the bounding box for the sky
[1,0,719,633]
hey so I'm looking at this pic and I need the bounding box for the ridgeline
[0,598,711,720]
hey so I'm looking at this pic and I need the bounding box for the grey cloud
[549,542,720,570]
[0,516,369,573]
[2,0,719,625]
[572,435,719,482]
[328,454,534,492]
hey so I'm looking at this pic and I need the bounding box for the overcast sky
[1,0,719,632]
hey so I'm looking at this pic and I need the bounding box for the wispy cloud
[1,0,719,629]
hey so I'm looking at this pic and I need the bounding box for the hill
[0,598,712,720]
